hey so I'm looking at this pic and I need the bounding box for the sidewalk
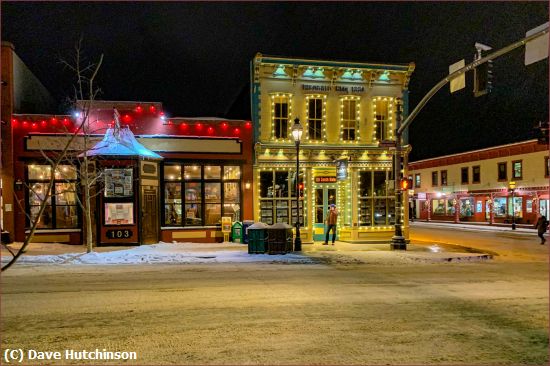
[410,220,537,234]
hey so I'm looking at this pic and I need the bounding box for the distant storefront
[408,140,549,226]
[251,54,416,242]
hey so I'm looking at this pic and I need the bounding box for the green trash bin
[267,223,294,255]
[247,222,269,254]
[232,221,243,243]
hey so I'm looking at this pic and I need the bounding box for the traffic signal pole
[391,25,548,248]
[398,26,548,136]
[391,101,406,250]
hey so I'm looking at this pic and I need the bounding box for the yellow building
[250,54,415,243]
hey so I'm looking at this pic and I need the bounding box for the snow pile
[2,243,316,265]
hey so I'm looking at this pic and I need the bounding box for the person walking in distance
[534,214,549,244]
[324,204,339,245]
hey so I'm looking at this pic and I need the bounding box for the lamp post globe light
[291,117,303,251]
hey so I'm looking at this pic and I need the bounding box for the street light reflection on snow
[429,245,441,253]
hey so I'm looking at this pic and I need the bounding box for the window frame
[373,97,393,142]
[26,163,79,230]
[306,96,325,141]
[497,162,507,181]
[414,173,421,188]
[162,162,242,227]
[545,156,549,178]
[258,169,304,226]
[272,94,291,140]
[431,171,438,187]
[512,160,523,180]
[440,170,448,186]
[340,96,360,142]
[461,167,469,184]
[358,170,396,227]
[472,165,481,184]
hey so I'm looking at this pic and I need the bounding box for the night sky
[1,2,548,161]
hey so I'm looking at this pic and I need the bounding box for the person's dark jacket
[535,216,549,234]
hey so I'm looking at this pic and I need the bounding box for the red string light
[245,122,252,128]
[149,105,156,113]
[50,117,58,125]
[135,105,143,113]
[41,120,47,127]
[207,126,214,135]
[233,127,240,136]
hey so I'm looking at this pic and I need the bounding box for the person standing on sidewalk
[534,215,549,244]
[324,204,338,245]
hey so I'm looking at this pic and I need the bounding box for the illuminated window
[272,95,289,139]
[374,98,391,141]
[259,169,304,225]
[358,170,395,227]
[441,170,448,186]
[512,160,522,179]
[307,98,323,140]
[26,164,78,229]
[341,97,360,141]
[162,163,241,226]
[414,174,421,188]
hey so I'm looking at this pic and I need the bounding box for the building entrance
[313,186,336,241]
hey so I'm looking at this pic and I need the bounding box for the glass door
[313,187,336,241]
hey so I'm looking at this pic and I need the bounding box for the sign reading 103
[106,229,132,239]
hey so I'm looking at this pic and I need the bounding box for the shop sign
[315,176,337,183]
[417,192,426,200]
[313,167,336,183]
[301,84,366,93]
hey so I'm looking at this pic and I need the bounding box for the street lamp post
[291,118,303,251]
[509,181,516,230]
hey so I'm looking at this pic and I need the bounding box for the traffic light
[537,121,549,145]
[400,178,413,191]
[473,60,493,97]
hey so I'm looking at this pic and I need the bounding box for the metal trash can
[267,223,294,255]
[247,222,269,254]
[231,221,243,243]
[242,220,255,244]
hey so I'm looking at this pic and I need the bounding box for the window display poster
[105,203,134,225]
[104,169,133,197]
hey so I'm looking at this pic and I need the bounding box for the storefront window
[446,199,455,216]
[508,197,523,218]
[432,199,445,215]
[359,170,395,226]
[162,163,241,227]
[540,199,549,218]
[493,197,507,217]
[460,198,474,217]
[27,164,78,229]
[224,166,241,180]
[259,169,303,225]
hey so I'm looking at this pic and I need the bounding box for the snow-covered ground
[1,242,316,265]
